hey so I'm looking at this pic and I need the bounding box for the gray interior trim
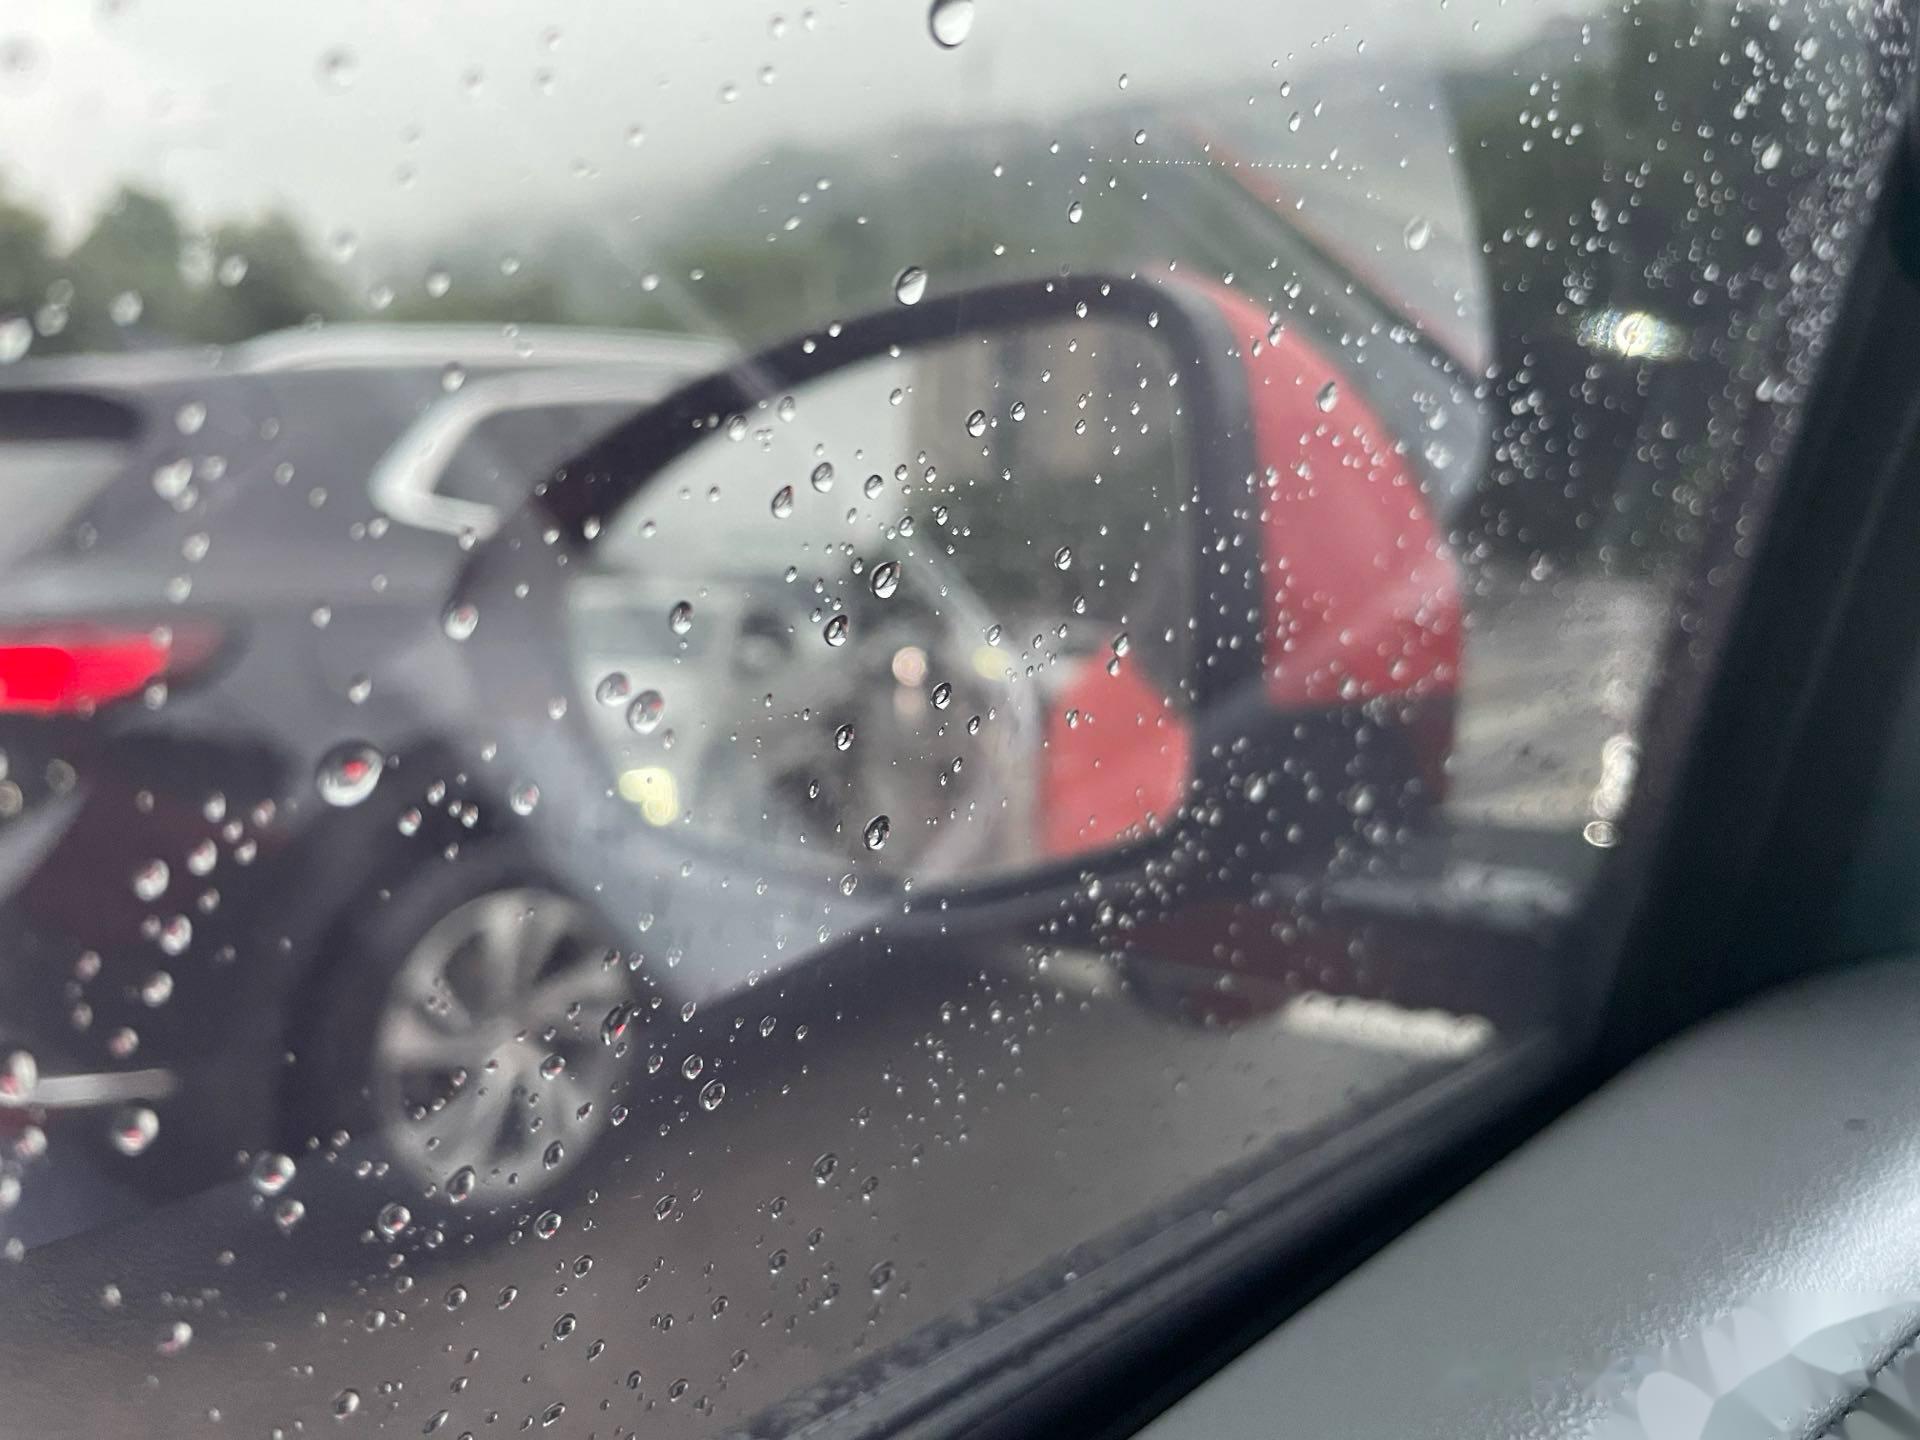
[1139,955,1920,1440]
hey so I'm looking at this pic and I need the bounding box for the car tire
[288,839,643,1208]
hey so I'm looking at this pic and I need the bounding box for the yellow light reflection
[618,766,680,826]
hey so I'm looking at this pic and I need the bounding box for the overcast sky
[0,0,1583,254]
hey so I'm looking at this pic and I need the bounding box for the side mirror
[459,275,1458,908]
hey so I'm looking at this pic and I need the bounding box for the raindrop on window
[317,46,358,90]
[928,0,974,48]
[376,1202,411,1239]
[443,603,479,641]
[109,1106,159,1156]
[863,815,890,850]
[893,266,928,306]
[628,691,666,734]
[316,742,384,807]
[131,859,169,902]
[248,1152,296,1196]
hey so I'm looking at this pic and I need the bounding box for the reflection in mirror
[565,316,1193,886]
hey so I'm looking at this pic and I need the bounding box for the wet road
[0,938,1466,1438]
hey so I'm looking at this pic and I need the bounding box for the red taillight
[0,625,217,715]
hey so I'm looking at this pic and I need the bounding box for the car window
[0,2,1907,1437]
[438,401,643,511]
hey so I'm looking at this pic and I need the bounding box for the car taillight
[0,624,219,715]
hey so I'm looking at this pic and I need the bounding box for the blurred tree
[57,186,198,348]
[199,212,347,340]
[0,184,54,327]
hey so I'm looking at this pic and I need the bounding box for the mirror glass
[563,314,1194,886]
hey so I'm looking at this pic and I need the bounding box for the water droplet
[869,1259,896,1292]
[445,1284,468,1309]
[132,859,169,902]
[1053,546,1073,571]
[1759,139,1784,171]
[699,1078,726,1111]
[534,1209,562,1238]
[1113,632,1132,657]
[110,1105,159,1156]
[863,815,890,851]
[1403,216,1432,252]
[1066,200,1084,224]
[553,1312,577,1340]
[771,485,795,518]
[893,266,928,306]
[823,615,850,647]
[317,46,358,90]
[441,362,466,393]
[346,673,372,705]
[0,316,30,365]
[317,742,384,807]
[813,1151,840,1183]
[835,722,856,751]
[1134,129,1148,145]
[497,1285,519,1309]
[543,1140,565,1169]
[376,1201,410,1238]
[510,782,540,816]
[331,1388,361,1419]
[158,917,191,957]
[628,691,666,734]
[595,672,632,706]
[175,402,206,436]
[249,1152,296,1196]
[1315,380,1339,413]
[668,601,694,636]
[931,681,952,709]
[965,409,987,438]
[273,1196,305,1232]
[810,461,835,494]
[439,602,478,641]
[863,472,885,498]
[870,561,900,599]
[928,0,974,47]
[447,1166,477,1203]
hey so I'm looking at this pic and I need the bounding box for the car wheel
[294,845,638,1206]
